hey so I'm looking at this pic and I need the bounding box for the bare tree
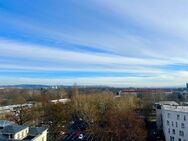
[43,102,70,141]
[70,94,146,141]
[6,105,33,125]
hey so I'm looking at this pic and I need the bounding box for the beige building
[0,120,47,141]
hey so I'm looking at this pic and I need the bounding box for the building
[155,101,179,130]
[161,105,188,141]
[0,104,33,119]
[51,98,70,104]
[122,88,165,96]
[22,127,47,141]
[1,125,29,140]
[0,120,47,141]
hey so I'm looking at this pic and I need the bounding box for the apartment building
[0,120,47,141]
[162,105,188,141]
[0,104,33,118]
[155,101,179,130]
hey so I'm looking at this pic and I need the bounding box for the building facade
[162,105,188,141]
[155,101,179,130]
[0,103,33,118]
[0,120,47,141]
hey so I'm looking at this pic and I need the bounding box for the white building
[0,104,33,114]
[162,105,188,141]
[155,101,179,130]
[51,98,70,104]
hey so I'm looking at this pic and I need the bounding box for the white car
[78,134,84,140]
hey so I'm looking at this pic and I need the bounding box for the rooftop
[162,105,188,113]
[23,127,47,141]
[0,135,7,141]
[0,120,14,128]
[155,101,179,106]
[2,125,28,134]
[51,98,70,104]
[28,127,46,136]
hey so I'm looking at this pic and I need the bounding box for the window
[177,115,180,120]
[167,120,170,126]
[184,115,186,121]
[179,139,182,141]
[10,134,13,139]
[168,113,171,118]
[157,105,161,109]
[170,136,174,141]
[17,134,20,139]
[172,129,175,135]
[168,128,170,134]
[172,121,174,127]
[181,123,185,129]
[179,131,184,137]
[176,122,178,127]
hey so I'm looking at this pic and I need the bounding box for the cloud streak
[0,0,188,87]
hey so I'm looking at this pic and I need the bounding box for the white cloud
[1,1,188,86]
[0,39,173,66]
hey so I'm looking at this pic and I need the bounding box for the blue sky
[1,0,188,87]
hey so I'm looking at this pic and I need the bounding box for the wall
[14,127,29,140]
[162,108,188,141]
[32,130,47,141]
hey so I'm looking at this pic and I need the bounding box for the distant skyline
[1,0,188,87]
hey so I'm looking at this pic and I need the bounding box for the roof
[28,127,47,136]
[51,98,70,104]
[0,135,8,141]
[155,101,179,106]
[122,89,165,93]
[1,125,28,134]
[162,105,188,113]
[0,104,32,111]
[0,120,14,128]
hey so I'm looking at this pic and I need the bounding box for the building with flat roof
[155,101,179,130]
[161,105,188,141]
[0,104,32,115]
[51,98,70,104]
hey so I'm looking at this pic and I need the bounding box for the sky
[1,0,188,87]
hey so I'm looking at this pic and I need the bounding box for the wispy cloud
[0,0,188,86]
